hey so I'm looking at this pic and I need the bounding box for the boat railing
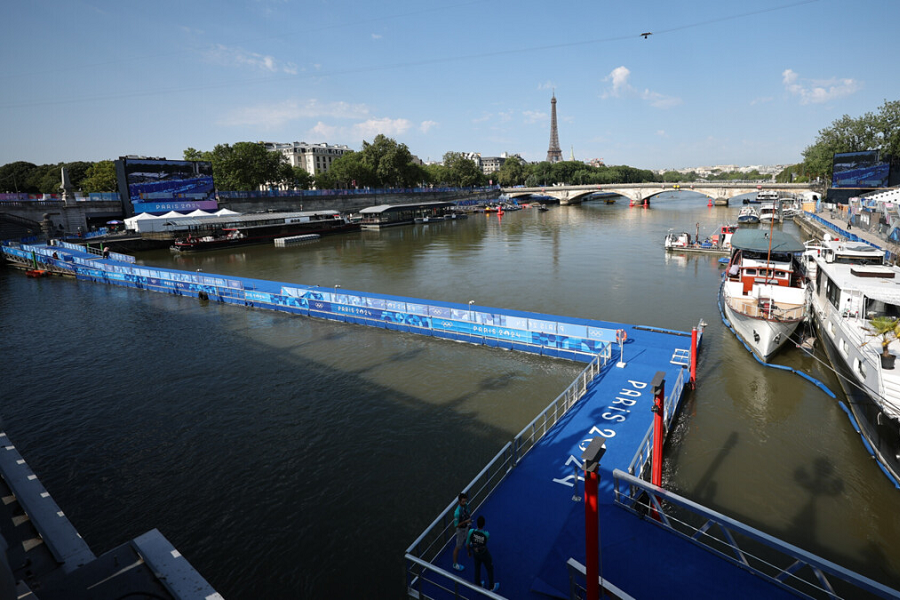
[723,293,806,322]
[626,366,686,478]
[405,349,610,597]
[611,469,900,600]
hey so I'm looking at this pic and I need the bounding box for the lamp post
[581,436,606,600]
[468,300,475,319]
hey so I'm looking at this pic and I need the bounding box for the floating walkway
[4,240,898,600]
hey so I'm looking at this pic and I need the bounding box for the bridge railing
[612,469,900,600]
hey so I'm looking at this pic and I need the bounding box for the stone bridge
[501,182,823,206]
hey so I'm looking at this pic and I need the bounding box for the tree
[183,147,209,162]
[207,142,288,190]
[442,152,483,187]
[876,100,900,160]
[359,134,419,187]
[289,166,314,190]
[328,151,375,188]
[80,160,118,192]
[495,157,525,186]
[0,161,39,193]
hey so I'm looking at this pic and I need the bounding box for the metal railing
[722,294,807,322]
[611,469,900,600]
[405,350,610,598]
[566,559,636,600]
[626,366,686,478]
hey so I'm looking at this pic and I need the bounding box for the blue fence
[2,242,614,363]
[217,185,500,200]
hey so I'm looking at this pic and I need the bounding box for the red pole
[690,327,698,388]
[584,469,599,600]
[651,379,665,488]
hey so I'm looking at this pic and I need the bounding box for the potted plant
[866,316,900,370]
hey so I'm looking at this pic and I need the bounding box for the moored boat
[738,205,760,224]
[759,202,782,224]
[805,237,900,483]
[170,210,358,252]
[720,229,807,361]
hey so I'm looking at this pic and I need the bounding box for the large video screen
[832,151,891,188]
[121,158,218,214]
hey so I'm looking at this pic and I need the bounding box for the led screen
[121,158,217,214]
[832,151,891,188]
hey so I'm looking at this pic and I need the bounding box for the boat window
[840,338,849,356]
[855,358,867,379]
[825,277,840,309]
[864,299,900,320]
[745,268,756,276]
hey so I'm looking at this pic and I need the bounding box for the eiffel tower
[546,92,563,163]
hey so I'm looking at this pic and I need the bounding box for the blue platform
[422,326,798,599]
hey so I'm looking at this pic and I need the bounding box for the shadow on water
[689,431,739,505]
[0,272,580,599]
[789,457,844,540]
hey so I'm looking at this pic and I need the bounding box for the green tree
[442,152,483,187]
[80,160,118,192]
[495,157,525,186]
[359,134,419,187]
[875,100,900,160]
[289,166,314,190]
[328,151,376,188]
[208,142,288,191]
[183,147,210,162]
[0,161,39,193]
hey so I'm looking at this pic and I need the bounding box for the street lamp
[581,437,607,600]
[468,300,475,318]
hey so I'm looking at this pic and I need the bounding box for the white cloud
[203,43,297,74]
[352,117,412,138]
[522,110,546,124]
[419,120,437,133]
[656,130,667,137]
[537,81,555,91]
[219,99,371,129]
[602,66,681,109]
[371,33,382,40]
[641,89,682,109]
[309,122,338,139]
[603,66,632,98]
[782,68,861,104]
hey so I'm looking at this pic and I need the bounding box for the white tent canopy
[187,209,213,217]
[124,212,161,232]
[215,208,240,215]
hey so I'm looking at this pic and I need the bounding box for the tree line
[777,99,900,183]
[3,100,898,194]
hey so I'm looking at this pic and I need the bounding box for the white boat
[756,190,780,203]
[804,237,900,483]
[737,206,760,224]
[758,202,782,224]
[720,229,807,361]
[664,230,694,249]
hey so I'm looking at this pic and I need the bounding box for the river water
[1,194,898,598]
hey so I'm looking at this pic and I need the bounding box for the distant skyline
[2,0,898,170]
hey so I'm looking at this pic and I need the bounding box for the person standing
[467,515,499,592]
[452,493,471,571]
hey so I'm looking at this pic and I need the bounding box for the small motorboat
[737,206,760,224]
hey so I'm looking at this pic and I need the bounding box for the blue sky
[2,0,897,171]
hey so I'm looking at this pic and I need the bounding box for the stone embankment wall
[217,189,499,214]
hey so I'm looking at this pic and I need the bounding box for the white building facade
[262,141,353,176]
